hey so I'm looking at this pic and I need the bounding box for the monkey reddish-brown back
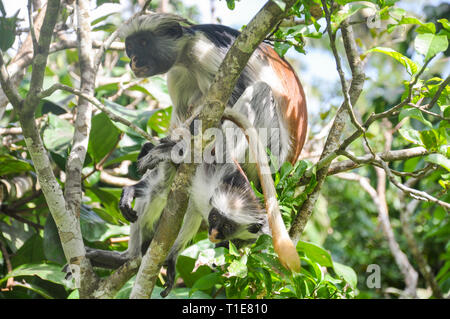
[259,44,308,164]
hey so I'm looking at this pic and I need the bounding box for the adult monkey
[87,13,307,296]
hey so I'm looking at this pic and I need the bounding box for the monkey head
[207,185,267,244]
[123,15,185,77]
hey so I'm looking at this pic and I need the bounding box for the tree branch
[289,4,366,242]
[38,83,157,144]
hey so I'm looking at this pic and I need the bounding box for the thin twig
[426,75,450,111]
[38,83,158,144]
[27,0,39,54]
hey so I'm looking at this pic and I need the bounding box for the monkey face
[208,208,238,243]
[125,30,180,77]
[207,208,263,244]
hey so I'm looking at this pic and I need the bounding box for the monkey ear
[248,223,262,234]
[157,22,183,38]
[137,142,156,161]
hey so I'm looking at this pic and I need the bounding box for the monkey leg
[85,247,131,269]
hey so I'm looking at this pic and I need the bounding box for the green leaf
[419,129,446,152]
[399,108,433,128]
[101,99,156,136]
[414,33,449,61]
[191,273,222,292]
[226,0,235,10]
[87,112,121,163]
[96,0,119,6]
[297,241,333,267]
[0,263,69,287]
[274,41,291,58]
[367,47,419,75]
[91,12,118,26]
[0,220,34,253]
[11,234,45,268]
[176,255,212,288]
[80,206,129,242]
[43,215,66,265]
[438,18,450,32]
[43,114,74,157]
[0,154,34,175]
[425,153,450,171]
[332,4,369,31]
[226,259,248,278]
[0,1,6,16]
[399,128,423,145]
[333,262,357,288]
[147,107,171,134]
[388,16,436,34]
[85,187,123,222]
[0,14,18,51]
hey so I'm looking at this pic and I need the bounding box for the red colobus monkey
[86,13,307,297]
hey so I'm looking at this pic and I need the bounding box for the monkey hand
[160,253,177,298]
[119,185,138,222]
[138,137,184,172]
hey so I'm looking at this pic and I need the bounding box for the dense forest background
[0,0,449,299]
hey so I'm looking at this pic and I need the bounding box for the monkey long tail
[223,109,301,273]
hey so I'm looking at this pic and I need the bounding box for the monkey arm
[161,200,203,298]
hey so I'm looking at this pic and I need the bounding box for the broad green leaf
[388,16,436,34]
[9,281,55,299]
[414,33,449,61]
[80,206,129,242]
[425,153,450,171]
[297,240,333,267]
[191,272,222,292]
[11,234,45,268]
[0,154,34,175]
[85,187,122,220]
[0,14,18,51]
[92,23,116,33]
[399,128,423,145]
[87,112,121,163]
[367,47,418,75]
[43,114,74,157]
[91,12,118,26]
[176,255,212,288]
[147,107,172,134]
[226,259,248,278]
[399,108,433,128]
[180,239,215,259]
[0,263,68,287]
[438,18,450,32]
[419,129,447,152]
[102,99,156,136]
[43,215,66,265]
[333,262,357,288]
[0,220,34,253]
